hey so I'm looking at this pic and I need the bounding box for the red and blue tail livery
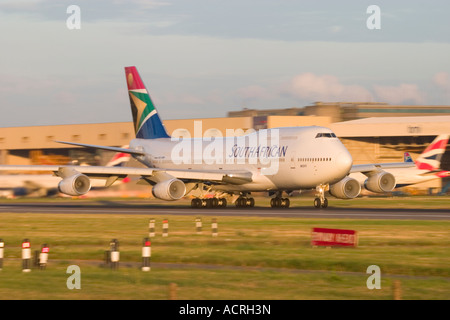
[125,66,170,139]
[415,134,449,171]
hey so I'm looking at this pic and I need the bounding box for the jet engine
[152,178,186,201]
[329,176,361,199]
[58,173,91,196]
[364,171,396,193]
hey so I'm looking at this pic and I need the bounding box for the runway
[0,201,449,220]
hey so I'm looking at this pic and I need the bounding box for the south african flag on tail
[125,66,170,139]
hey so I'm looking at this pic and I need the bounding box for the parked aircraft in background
[0,67,415,208]
[349,135,449,190]
[0,150,130,198]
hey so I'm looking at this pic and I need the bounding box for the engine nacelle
[329,176,361,199]
[58,173,91,196]
[364,171,396,193]
[152,178,186,201]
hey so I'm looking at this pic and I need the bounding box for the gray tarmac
[0,201,449,220]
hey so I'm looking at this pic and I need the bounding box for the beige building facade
[0,113,448,192]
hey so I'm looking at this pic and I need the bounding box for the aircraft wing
[54,141,146,156]
[0,165,253,185]
[349,162,415,174]
[158,168,253,184]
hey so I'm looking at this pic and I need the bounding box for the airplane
[0,66,415,208]
[0,149,130,198]
[349,134,449,190]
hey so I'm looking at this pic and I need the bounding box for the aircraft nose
[336,150,353,174]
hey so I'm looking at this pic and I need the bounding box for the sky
[0,0,449,127]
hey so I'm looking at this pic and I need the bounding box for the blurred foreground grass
[0,210,448,299]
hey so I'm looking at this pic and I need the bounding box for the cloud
[112,0,170,10]
[329,25,343,33]
[286,73,374,102]
[373,83,426,104]
[433,72,450,90]
[237,85,274,103]
[240,73,432,107]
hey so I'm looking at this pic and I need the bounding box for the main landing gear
[314,184,328,209]
[270,197,290,208]
[191,197,227,208]
[235,196,255,208]
[270,191,290,208]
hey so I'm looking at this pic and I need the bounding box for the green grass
[0,209,448,299]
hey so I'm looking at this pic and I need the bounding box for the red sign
[311,228,358,247]
[41,247,50,253]
[22,242,30,249]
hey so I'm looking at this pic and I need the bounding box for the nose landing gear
[314,184,329,208]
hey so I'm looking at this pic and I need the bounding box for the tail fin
[403,152,413,163]
[125,66,170,139]
[105,146,131,167]
[416,134,449,170]
[436,170,450,178]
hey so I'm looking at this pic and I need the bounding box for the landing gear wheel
[236,196,254,208]
[205,198,213,208]
[191,198,202,208]
[314,198,321,209]
[218,198,227,208]
[270,197,290,208]
[281,198,290,208]
[314,197,328,208]
[314,184,329,209]
[246,197,255,207]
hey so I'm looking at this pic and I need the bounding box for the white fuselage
[129,126,353,192]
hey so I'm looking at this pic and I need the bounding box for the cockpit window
[315,133,336,138]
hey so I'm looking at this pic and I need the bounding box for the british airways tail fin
[416,134,449,171]
[105,146,131,167]
[125,66,170,139]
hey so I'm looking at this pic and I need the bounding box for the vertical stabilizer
[403,152,413,163]
[125,66,170,139]
[416,134,449,170]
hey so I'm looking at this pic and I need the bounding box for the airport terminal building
[0,102,449,193]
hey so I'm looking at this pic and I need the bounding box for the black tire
[314,198,321,208]
[192,198,201,208]
[274,197,282,208]
[321,198,328,208]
